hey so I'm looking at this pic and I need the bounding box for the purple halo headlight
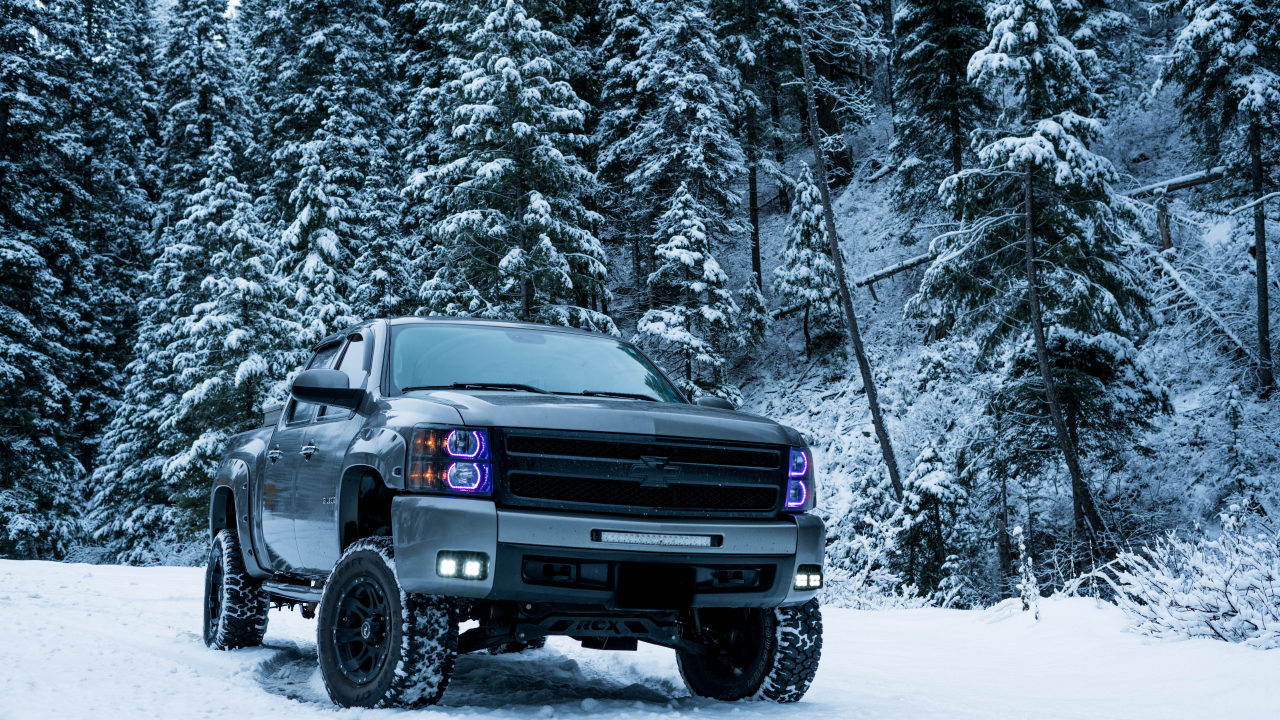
[789,448,809,478]
[446,462,491,492]
[786,478,808,507]
[786,448,813,510]
[408,426,492,495]
[446,429,486,459]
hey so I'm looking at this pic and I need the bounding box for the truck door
[260,342,343,572]
[295,333,370,572]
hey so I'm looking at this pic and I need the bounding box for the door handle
[300,443,318,459]
[268,446,283,463]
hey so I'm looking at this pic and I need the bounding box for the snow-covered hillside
[3,560,1277,720]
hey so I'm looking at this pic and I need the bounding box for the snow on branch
[1097,512,1280,649]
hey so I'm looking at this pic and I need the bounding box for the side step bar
[263,579,324,603]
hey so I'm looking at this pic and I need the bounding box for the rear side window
[286,342,343,424]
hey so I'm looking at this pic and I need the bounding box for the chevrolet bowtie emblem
[629,456,682,488]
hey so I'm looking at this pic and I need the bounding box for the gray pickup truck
[203,317,824,708]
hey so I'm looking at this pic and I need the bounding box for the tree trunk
[799,11,903,502]
[515,139,531,319]
[812,54,852,179]
[1250,119,1274,392]
[803,303,811,360]
[769,73,790,210]
[1022,148,1105,553]
[997,476,1013,587]
[948,72,962,175]
[881,0,897,130]
[1156,195,1172,251]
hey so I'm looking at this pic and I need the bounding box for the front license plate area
[614,563,695,609]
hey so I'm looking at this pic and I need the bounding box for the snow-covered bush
[1103,512,1280,648]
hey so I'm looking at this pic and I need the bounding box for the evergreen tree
[155,0,250,238]
[890,0,991,216]
[89,143,298,560]
[909,0,1149,551]
[636,183,747,402]
[254,0,398,340]
[1155,0,1279,391]
[414,0,612,330]
[897,442,977,599]
[0,0,87,558]
[773,166,842,358]
[987,329,1171,483]
[597,0,746,274]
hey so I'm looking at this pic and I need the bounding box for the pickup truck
[203,317,824,708]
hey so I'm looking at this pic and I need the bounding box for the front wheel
[677,599,822,702]
[317,538,458,708]
[203,530,269,649]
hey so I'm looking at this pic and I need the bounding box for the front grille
[509,474,777,511]
[506,435,780,469]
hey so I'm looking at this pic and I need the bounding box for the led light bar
[594,530,718,547]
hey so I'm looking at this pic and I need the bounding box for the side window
[318,335,368,421]
[285,342,343,424]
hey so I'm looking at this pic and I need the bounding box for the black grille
[509,474,777,511]
[506,436,780,469]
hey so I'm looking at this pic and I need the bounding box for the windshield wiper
[450,382,550,394]
[571,390,658,402]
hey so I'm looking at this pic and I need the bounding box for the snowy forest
[2,0,1278,613]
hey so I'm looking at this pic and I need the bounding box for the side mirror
[291,369,365,408]
[694,396,735,411]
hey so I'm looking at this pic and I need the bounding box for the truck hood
[410,391,803,447]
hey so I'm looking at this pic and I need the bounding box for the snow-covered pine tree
[897,442,979,601]
[87,0,263,561]
[0,1,89,559]
[987,329,1170,482]
[597,0,746,267]
[596,0,655,307]
[413,0,612,330]
[909,0,1150,551]
[67,0,161,477]
[636,183,746,402]
[1155,0,1279,391]
[254,0,399,343]
[891,0,991,216]
[154,0,250,239]
[773,166,842,358]
[89,142,299,560]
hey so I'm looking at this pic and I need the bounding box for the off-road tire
[677,598,822,703]
[203,530,269,649]
[487,636,548,655]
[317,538,457,708]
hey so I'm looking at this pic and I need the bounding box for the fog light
[436,551,490,580]
[794,564,822,591]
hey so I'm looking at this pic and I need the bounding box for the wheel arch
[337,464,395,552]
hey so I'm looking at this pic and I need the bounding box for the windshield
[389,324,685,403]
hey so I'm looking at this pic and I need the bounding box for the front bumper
[391,496,824,607]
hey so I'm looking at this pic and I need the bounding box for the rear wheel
[203,530,269,649]
[317,538,458,708]
[677,599,822,702]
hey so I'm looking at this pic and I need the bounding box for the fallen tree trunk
[1130,242,1256,362]
[854,251,936,287]
[1126,167,1225,199]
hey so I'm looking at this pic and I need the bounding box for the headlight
[407,426,493,494]
[786,447,815,512]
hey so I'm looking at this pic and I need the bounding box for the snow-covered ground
[2,560,1277,719]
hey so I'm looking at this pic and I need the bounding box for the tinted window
[319,336,368,420]
[287,342,343,423]
[390,324,683,402]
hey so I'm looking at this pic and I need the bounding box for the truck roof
[312,316,616,352]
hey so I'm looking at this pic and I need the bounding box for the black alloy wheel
[206,552,224,630]
[317,537,458,708]
[202,530,269,650]
[332,577,392,684]
[676,600,823,703]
